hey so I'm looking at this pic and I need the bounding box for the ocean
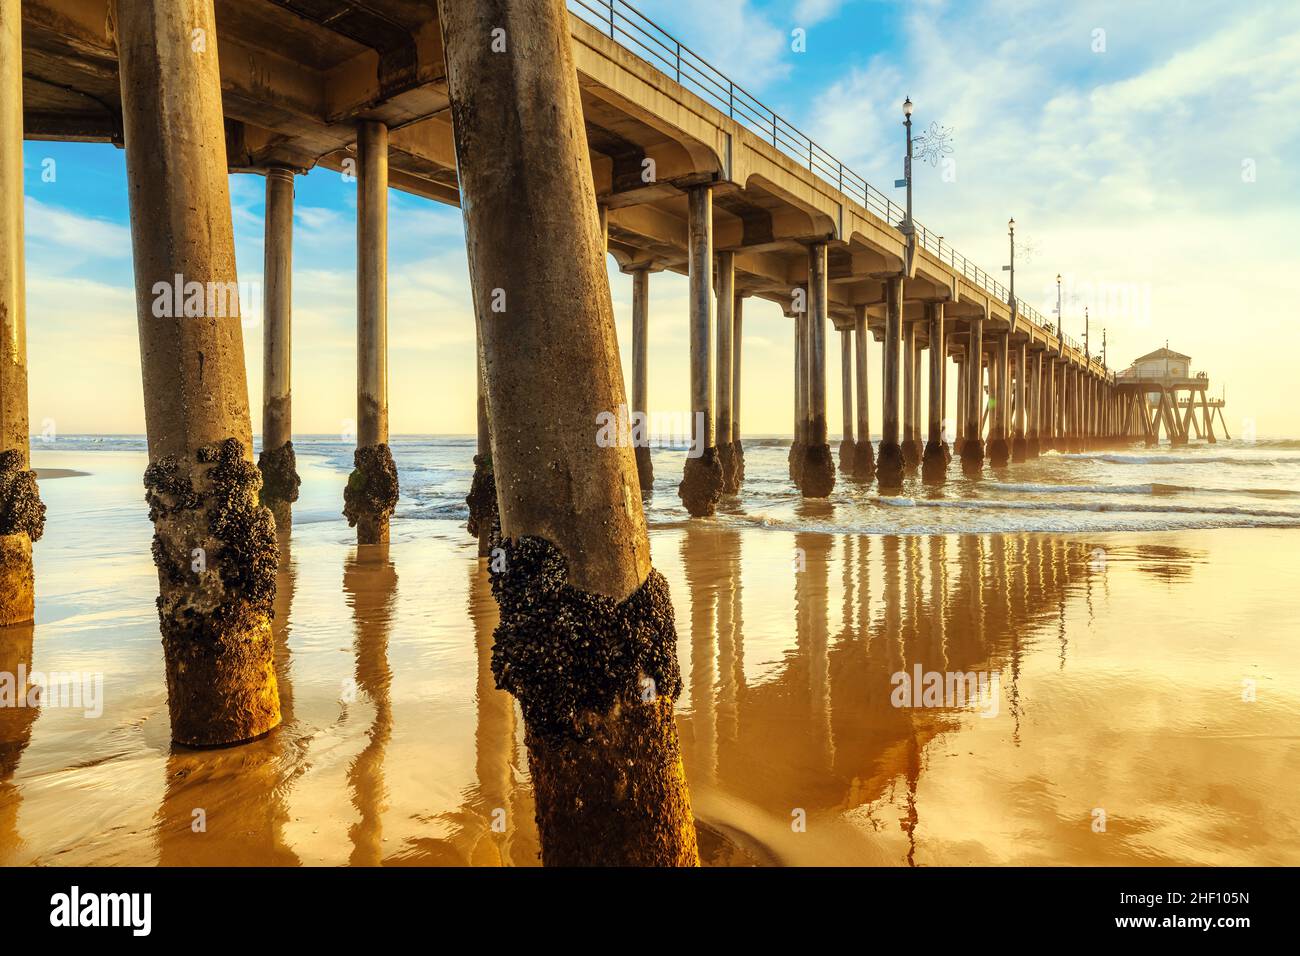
[30,433,1300,535]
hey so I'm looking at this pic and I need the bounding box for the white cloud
[24,197,131,258]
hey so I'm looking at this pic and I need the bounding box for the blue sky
[20,0,1300,437]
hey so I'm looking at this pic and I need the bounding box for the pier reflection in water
[2,515,1296,866]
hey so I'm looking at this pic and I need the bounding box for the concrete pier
[921,302,948,483]
[259,166,301,531]
[961,317,985,473]
[345,120,399,545]
[715,251,737,493]
[877,277,905,489]
[117,0,280,747]
[440,0,697,866]
[679,184,723,516]
[988,332,1011,467]
[0,0,44,627]
[800,243,835,497]
[1012,340,1028,462]
[630,267,654,491]
[838,328,855,472]
[901,319,920,470]
[852,304,875,479]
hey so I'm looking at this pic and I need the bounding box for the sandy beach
[1,441,1296,866]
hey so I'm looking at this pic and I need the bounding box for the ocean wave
[1057,452,1287,467]
[987,481,1300,499]
[707,507,1300,536]
[875,496,1300,520]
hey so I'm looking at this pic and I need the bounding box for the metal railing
[569,0,1062,342]
[1116,367,1207,381]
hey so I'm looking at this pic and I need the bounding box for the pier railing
[569,0,1059,339]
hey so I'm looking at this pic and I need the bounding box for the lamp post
[1084,306,1090,362]
[1003,218,1016,318]
[899,96,914,234]
[1056,273,1063,355]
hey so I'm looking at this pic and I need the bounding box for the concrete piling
[729,291,745,491]
[790,310,805,484]
[921,302,948,483]
[877,276,905,489]
[1012,340,1028,462]
[1028,350,1042,457]
[902,319,920,471]
[852,304,875,479]
[440,0,698,866]
[679,184,724,516]
[466,344,498,556]
[960,317,985,473]
[117,0,280,747]
[1044,357,1056,452]
[954,352,967,457]
[0,0,44,627]
[630,267,654,492]
[345,120,399,545]
[258,166,301,532]
[839,328,855,472]
[799,243,835,497]
[715,251,737,494]
[988,332,1011,467]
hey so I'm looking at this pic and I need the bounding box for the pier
[2,0,1228,864]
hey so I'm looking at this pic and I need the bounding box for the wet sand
[2,451,1297,866]
[33,468,90,480]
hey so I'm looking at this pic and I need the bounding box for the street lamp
[898,96,914,234]
[1084,306,1090,361]
[1002,217,1016,318]
[1056,273,1064,354]
[1102,327,1107,368]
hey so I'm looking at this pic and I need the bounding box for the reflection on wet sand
[0,624,36,864]
[342,543,396,866]
[434,562,537,866]
[154,534,302,866]
[4,510,1283,866]
[678,526,1107,865]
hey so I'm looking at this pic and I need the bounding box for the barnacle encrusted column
[799,242,834,497]
[877,276,905,489]
[440,0,699,866]
[116,0,280,747]
[346,120,399,544]
[678,184,723,517]
[0,0,44,627]
[259,166,300,530]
